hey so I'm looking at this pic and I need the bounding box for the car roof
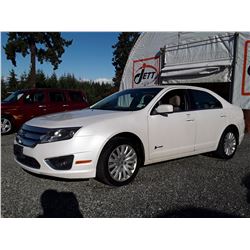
[128,85,213,92]
[18,88,84,92]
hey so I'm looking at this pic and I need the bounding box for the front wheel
[96,137,141,186]
[215,129,238,159]
[1,116,13,135]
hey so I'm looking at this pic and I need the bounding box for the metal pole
[229,32,239,103]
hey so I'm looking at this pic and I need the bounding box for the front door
[148,89,196,161]
[22,90,48,122]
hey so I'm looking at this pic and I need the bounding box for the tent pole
[158,46,166,85]
[229,32,239,103]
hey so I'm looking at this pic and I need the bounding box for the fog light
[45,155,74,170]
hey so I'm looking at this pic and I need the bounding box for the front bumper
[14,135,101,179]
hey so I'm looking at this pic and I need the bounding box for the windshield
[91,88,163,111]
[3,91,24,103]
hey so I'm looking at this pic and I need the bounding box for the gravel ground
[1,133,250,218]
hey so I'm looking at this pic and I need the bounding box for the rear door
[22,90,48,121]
[66,90,88,111]
[187,89,226,151]
[47,90,68,114]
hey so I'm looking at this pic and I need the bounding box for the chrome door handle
[63,104,69,107]
[38,105,46,108]
[220,114,226,117]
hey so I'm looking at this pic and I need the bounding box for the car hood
[1,101,15,108]
[25,108,133,128]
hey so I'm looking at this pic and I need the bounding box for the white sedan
[14,86,245,186]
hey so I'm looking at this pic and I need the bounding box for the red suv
[1,88,89,134]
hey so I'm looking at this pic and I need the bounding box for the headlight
[40,127,81,143]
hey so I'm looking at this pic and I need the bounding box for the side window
[24,92,45,104]
[68,91,83,103]
[49,92,66,103]
[153,89,188,113]
[189,90,222,110]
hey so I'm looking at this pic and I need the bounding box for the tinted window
[68,91,83,103]
[49,92,65,103]
[24,92,45,104]
[153,89,188,113]
[189,90,222,110]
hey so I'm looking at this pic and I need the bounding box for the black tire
[96,137,142,186]
[1,115,14,135]
[215,128,238,159]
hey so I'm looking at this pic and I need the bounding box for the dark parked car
[1,88,89,134]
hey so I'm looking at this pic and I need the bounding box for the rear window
[68,91,84,103]
[49,92,66,103]
[189,90,222,110]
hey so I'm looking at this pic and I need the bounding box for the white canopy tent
[120,32,250,110]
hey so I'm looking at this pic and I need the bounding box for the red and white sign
[132,56,160,87]
[242,40,250,96]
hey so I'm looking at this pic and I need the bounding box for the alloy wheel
[1,118,12,134]
[108,144,137,182]
[223,132,236,156]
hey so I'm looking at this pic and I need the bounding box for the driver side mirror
[155,104,173,116]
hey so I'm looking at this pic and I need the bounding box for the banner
[132,56,160,88]
[233,33,250,109]
[241,40,250,96]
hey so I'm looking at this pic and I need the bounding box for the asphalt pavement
[1,133,250,218]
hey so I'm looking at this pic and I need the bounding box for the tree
[112,32,140,88]
[58,73,77,89]
[3,32,72,88]
[19,71,28,89]
[7,69,19,91]
[1,77,8,99]
[46,72,58,88]
[36,70,47,88]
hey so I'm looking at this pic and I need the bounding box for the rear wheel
[215,129,238,159]
[1,116,13,135]
[96,137,141,186]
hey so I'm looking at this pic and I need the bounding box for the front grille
[16,155,41,169]
[16,124,49,148]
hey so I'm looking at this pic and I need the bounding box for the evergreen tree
[7,69,19,91]
[4,69,114,105]
[58,74,67,88]
[1,77,8,99]
[46,72,58,87]
[3,32,72,88]
[19,72,28,89]
[36,70,47,88]
[112,32,140,88]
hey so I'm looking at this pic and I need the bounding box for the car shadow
[242,173,250,204]
[156,206,242,218]
[37,189,83,218]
